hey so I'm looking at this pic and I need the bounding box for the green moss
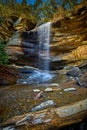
[0,41,9,65]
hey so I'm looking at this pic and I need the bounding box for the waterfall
[20,22,55,84]
[37,22,51,70]
[25,22,55,84]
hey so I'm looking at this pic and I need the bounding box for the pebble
[33,89,40,92]
[44,88,53,92]
[59,92,63,94]
[64,88,76,92]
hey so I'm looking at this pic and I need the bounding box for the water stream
[25,22,54,84]
[37,22,51,70]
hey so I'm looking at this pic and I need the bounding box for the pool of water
[17,68,69,85]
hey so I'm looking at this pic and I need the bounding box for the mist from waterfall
[37,22,51,70]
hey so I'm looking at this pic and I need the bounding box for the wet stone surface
[0,79,87,124]
[0,65,87,127]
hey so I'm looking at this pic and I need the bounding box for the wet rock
[79,73,87,88]
[18,66,38,73]
[0,65,19,86]
[64,88,76,92]
[44,88,53,92]
[2,126,15,130]
[1,99,87,130]
[65,66,83,86]
[31,100,56,112]
[33,89,41,92]
[66,66,82,77]
[75,77,83,87]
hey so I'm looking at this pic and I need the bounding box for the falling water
[24,22,54,84]
[37,22,51,70]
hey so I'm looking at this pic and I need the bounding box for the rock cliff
[6,1,87,70]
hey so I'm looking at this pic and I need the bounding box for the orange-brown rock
[0,15,36,42]
[6,1,87,69]
[63,45,87,65]
[50,1,87,66]
[14,17,36,31]
[0,80,87,129]
[0,65,19,85]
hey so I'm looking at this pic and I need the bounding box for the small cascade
[37,22,51,70]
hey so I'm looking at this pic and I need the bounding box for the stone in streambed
[32,100,56,112]
[33,89,41,92]
[44,88,53,92]
[64,88,76,92]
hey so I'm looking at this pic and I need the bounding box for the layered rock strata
[6,2,87,69]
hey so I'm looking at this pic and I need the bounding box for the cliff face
[6,1,87,69]
[0,16,36,42]
[51,1,87,66]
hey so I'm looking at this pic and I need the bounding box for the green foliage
[32,0,58,23]
[59,0,80,9]
[0,0,84,29]
[0,0,83,24]
[0,3,14,18]
[0,41,9,65]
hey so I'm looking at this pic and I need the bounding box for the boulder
[0,65,19,85]
[1,99,87,130]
